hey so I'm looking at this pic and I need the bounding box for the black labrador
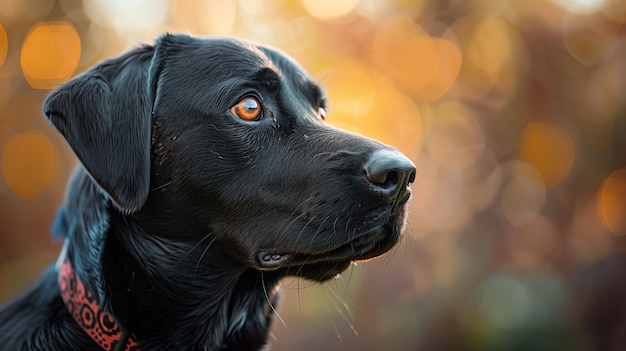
[0,33,415,351]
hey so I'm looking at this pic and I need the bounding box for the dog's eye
[231,97,262,121]
[318,107,326,120]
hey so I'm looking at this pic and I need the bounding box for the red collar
[58,258,140,351]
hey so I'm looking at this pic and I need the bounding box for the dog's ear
[43,46,157,213]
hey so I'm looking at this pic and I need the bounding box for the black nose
[364,149,416,200]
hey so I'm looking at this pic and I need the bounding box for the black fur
[0,34,415,350]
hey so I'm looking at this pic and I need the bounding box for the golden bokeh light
[597,168,626,235]
[451,15,519,103]
[370,14,421,75]
[409,155,472,234]
[502,0,564,30]
[461,16,513,79]
[323,59,375,127]
[400,36,462,101]
[0,23,7,68]
[171,0,237,35]
[409,155,439,217]
[550,0,605,14]
[0,126,15,193]
[329,89,421,153]
[517,122,575,189]
[20,22,81,90]
[239,0,288,16]
[562,12,620,66]
[467,150,504,212]
[426,101,485,173]
[600,0,626,22]
[1,130,58,199]
[0,0,55,25]
[83,0,170,36]
[400,36,439,96]
[369,14,461,102]
[301,0,359,20]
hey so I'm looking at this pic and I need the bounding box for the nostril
[364,149,416,199]
[377,170,398,190]
[366,166,398,185]
[408,168,416,184]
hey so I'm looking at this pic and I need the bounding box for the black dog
[0,33,415,350]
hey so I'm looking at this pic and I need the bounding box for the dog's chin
[253,218,406,282]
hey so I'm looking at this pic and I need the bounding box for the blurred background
[1,0,626,350]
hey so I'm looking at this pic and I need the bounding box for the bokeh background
[1,0,626,350]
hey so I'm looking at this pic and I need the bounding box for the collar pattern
[58,258,140,351]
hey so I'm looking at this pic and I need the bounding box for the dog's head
[44,34,415,282]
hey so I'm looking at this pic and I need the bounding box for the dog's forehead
[153,35,323,114]
[213,38,277,68]
[171,37,305,78]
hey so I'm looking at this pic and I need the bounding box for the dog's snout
[364,149,416,199]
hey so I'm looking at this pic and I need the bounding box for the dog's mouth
[249,189,412,281]
[254,221,404,281]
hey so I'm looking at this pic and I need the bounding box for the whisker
[405,221,417,242]
[350,227,357,256]
[380,243,397,272]
[329,306,342,341]
[324,284,356,333]
[289,216,331,272]
[177,232,214,265]
[344,262,356,299]
[332,216,341,238]
[149,181,172,192]
[312,151,334,160]
[262,272,287,329]
[403,226,415,261]
[295,216,317,248]
[297,278,304,317]
[194,236,217,275]
[278,212,307,240]
[281,277,317,290]
[305,215,330,247]
[277,195,317,237]
[344,217,353,239]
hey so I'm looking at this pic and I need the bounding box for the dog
[0,33,415,350]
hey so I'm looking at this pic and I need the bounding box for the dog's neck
[107,216,281,350]
[56,170,281,350]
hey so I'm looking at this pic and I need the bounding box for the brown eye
[231,97,262,121]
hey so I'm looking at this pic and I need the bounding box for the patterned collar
[57,256,139,351]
